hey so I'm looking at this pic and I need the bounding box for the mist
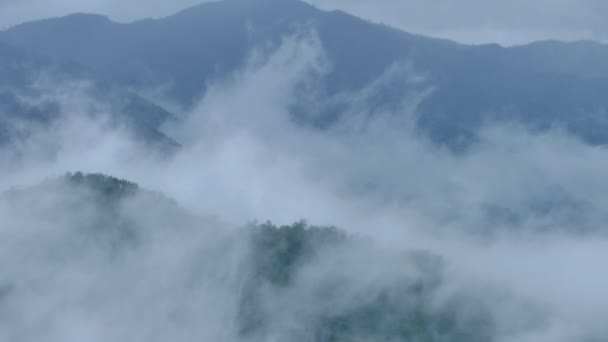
[1,29,608,341]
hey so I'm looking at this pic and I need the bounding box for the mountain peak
[60,13,111,22]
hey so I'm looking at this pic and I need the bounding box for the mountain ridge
[3,0,608,144]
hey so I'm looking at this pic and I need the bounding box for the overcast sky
[0,0,606,45]
[308,0,608,45]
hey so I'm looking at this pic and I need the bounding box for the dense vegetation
[240,221,494,341]
[65,171,139,198]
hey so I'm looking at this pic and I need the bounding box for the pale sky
[0,0,606,45]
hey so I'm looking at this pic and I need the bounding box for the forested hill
[0,173,499,341]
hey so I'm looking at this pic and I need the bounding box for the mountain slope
[0,41,179,151]
[3,0,608,144]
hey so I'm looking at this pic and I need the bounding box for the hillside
[0,41,179,151]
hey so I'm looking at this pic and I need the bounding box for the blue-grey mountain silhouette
[2,0,608,144]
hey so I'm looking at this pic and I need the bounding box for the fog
[1,31,608,341]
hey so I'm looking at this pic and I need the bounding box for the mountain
[0,41,179,151]
[3,0,608,145]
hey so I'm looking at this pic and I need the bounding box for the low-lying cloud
[1,31,607,340]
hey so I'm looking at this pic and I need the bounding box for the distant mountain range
[2,0,608,145]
